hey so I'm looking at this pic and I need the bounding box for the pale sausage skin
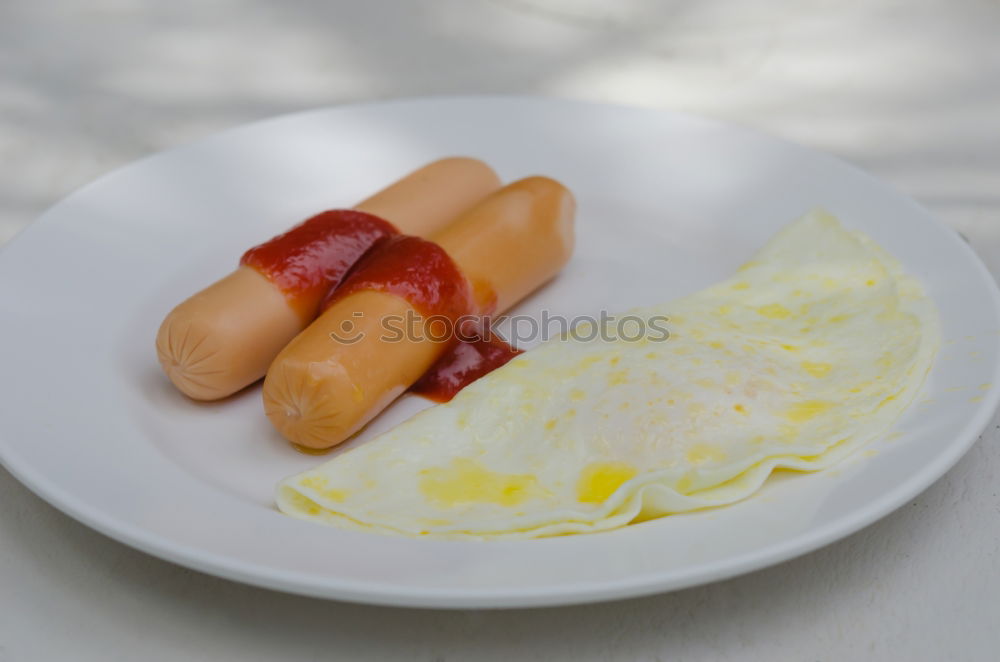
[156,157,502,401]
[263,176,576,450]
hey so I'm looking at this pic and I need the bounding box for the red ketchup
[240,209,398,320]
[321,233,522,402]
[411,334,523,402]
[321,234,474,322]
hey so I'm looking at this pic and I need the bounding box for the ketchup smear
[240,209,397,320]
[322,233,523,402]
[320,234,473,322]
[411,334,523,402]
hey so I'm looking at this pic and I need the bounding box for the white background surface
[1,1,998,660]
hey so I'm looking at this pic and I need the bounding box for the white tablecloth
[2,1,998,659]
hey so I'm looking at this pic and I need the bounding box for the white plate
[1,96,998,609]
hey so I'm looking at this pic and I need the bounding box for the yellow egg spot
[685,443,727,465]
[608,370,629,386]
[570,389,585,401]
[284,491,323,516]
[980,383,992,391]
[715,305,733,316]
[725,371,741,386]
[544,419,557,431]
[577,355,602,370]
[877,393,897,409]
[731,281,750,290]
[784,400,833,423]
[299,476,348,503]
[320,488,347,502]
[321,489,348,503]
[576,462,638,504]
[876,354,894,370]
[801,361,833,378]
[645,352,659,359]
[757,303,792,319]
[866,279,876,286]
[781,344,798,351]
[738,260,758,272]
[566,408,576,417]
[609,356,621,365]
[709,341,725,349]
[674,473,694,494]
[300,476,326,490]
[672,345,694,356]
[733,403,748,414]
[419,458,544,508]
[829,314,849,323]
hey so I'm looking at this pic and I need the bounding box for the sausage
[262,176,576,450]
[156,157,502,401]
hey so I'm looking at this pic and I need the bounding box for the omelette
[276,211,939,539]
